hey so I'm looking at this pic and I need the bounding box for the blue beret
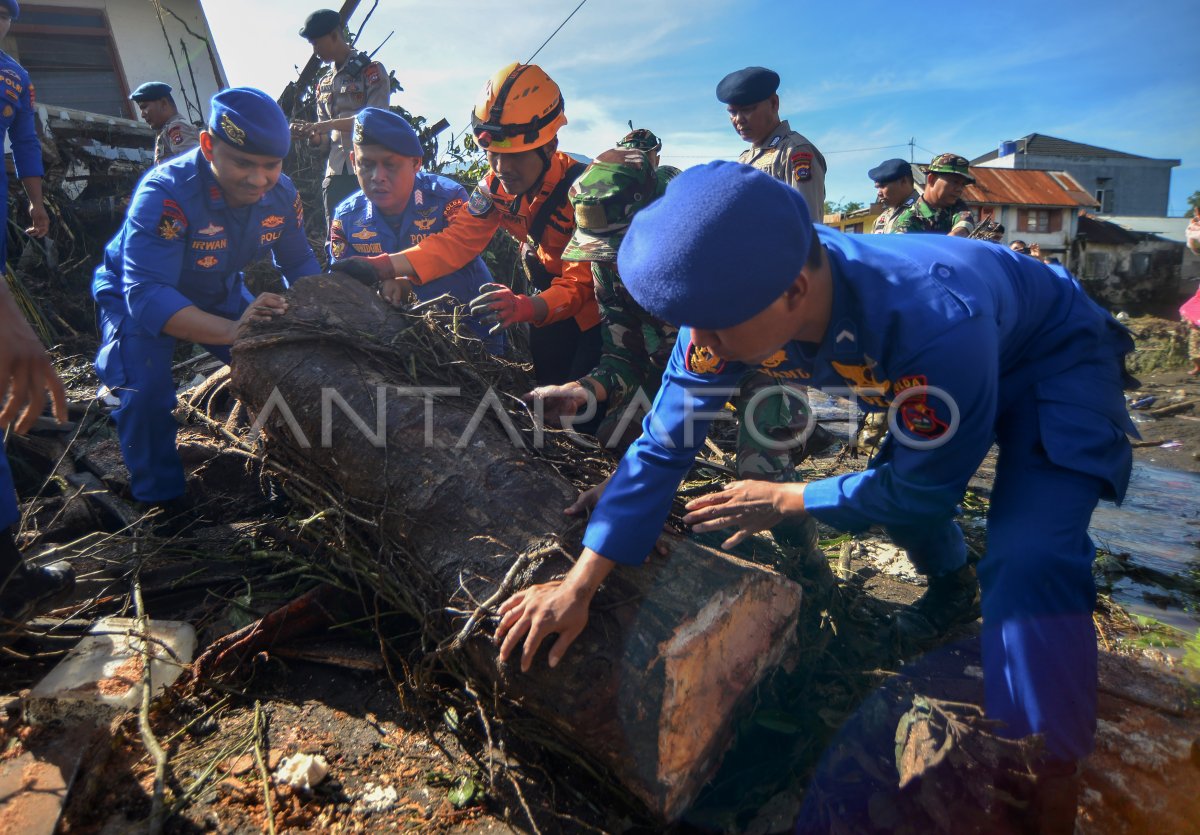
[618,161,812,330]
[716,67,780,106]
[130,81,173,103]
[353,107,422,157]
[1,1,19,20]
[300,9,341,39]
[868,158,912,184]
[208,87,291,159]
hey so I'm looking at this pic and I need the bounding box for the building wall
[969,205,1077,253]
[978,153,1174,217]
[823,208,882,234]
[1078,239,1183,312]
[12,0,226,123]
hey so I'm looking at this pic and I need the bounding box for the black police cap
[300,9,341,40]
[716,67,780,106]
[867,158,913,184]
[130,81,173,103]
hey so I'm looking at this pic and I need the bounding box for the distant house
[1075,214,1184,312]
[822,206,882,235]
[971,134,1179,217]
[960,167,1098,259]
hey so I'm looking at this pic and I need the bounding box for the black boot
[135,494,210,537]
[996,756,1081,834]
[0,528,75,628]
[892,562,981,651]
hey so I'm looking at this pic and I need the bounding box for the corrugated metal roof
[971,133,1177,165]
[1077,214,1138,245]
[962,168,1099,208]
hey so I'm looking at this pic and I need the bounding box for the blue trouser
[95,309,234,502]
[976,395,1106,761]
[874,365,1126,762]
[0,445,18,531]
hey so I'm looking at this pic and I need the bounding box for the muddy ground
[0,321,1198,834]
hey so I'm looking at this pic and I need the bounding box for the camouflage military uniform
[737,119,826,218]
[889,196,977,236]
[154,113,199,166]
[564,144,831,517]
[892,154,978,236]
[872,191,918,234]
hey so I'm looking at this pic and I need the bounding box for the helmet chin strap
[533,145,553,190]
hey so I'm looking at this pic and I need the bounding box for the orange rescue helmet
[470,62,567,153]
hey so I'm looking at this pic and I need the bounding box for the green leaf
[447,777,480,809]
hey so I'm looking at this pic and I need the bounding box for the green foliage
[824,200,868,216]
[431,132,491,191]
[1187,190,1200,216]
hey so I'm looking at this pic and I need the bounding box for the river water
[1090,463,1200,635]
[809,393,1200,637]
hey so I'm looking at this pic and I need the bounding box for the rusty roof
[962,168,1099,209]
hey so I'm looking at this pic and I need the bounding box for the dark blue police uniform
[0,40,44,528]
[329,174,503,351]
[587,228,1134,763]
[92,149,319,501]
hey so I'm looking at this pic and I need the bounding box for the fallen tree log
[227,275,804,821]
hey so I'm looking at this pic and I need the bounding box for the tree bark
[228,275,804,820]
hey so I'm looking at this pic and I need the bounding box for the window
[1084,253,1107,278]
[845,223,863,234]
[1017,209,1063,235]
[1130,252,1150,277]
[1095,188,1113,213]
[5,6,130,119]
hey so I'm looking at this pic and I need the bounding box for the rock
[274,753,329,790]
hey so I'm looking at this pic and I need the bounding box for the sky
[200,0,1200,216]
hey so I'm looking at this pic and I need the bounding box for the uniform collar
[753,120,791,151]
[196,153,228,211]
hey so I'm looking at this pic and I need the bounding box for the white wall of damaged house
[8,0,227,123]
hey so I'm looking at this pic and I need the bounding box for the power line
[526,0,589,64]
[438,0,590,164]
[663,142,914,160]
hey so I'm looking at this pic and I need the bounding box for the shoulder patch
[790,150,813,182]
[467,183,494,217]
[168,126,184,145]
[364,64,384,86]
[685,340,726,375]
[156,199,188,240]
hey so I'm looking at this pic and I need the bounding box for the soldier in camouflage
[890,153,978,236]
[617,127,662,167]
[525,136,834,580]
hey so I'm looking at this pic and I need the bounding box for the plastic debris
[1159,441,1183,449]
[1129,396,1157,409]
[273,753,329,790]
[355,783,399,814]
